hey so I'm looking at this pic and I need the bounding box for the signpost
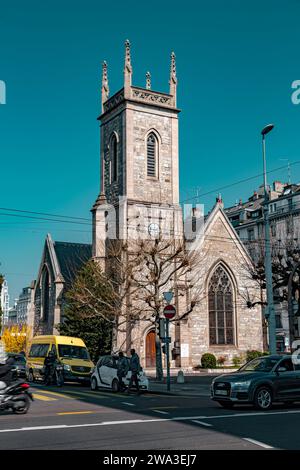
[163,304,176,391]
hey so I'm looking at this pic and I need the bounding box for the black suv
[211,354,300,410]
[7,353,27,379]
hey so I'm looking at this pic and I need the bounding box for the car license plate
[78,376,85,380]
[215,390,227,395]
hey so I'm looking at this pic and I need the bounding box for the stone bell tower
[92,41,183,263]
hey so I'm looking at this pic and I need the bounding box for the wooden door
[146,330,156,368]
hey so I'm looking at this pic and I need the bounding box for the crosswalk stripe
[65,390,109,399]
[57,411,93,416]
[33,390,73,399]
[32,393,57,402]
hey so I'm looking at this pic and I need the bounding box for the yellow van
[26,335,94,385]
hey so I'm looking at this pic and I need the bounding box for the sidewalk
[148,375,217,397]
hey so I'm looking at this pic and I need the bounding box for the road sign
[163,304,176,319]
[163,291,174,303]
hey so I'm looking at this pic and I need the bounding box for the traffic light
[159,318,166,339]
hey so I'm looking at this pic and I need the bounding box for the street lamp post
[261,124,276,354]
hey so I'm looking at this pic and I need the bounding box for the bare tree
[241,236,300,347]
[111,236,204,380]
[66,235,204,380]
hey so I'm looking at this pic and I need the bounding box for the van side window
[29,343,50,358]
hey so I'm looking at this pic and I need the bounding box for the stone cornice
[99,86,179,119]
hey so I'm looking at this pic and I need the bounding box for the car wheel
[218,401,234,409]
[112,378,119,393]
[27,370,35,383]
[91,377,98,391]
[254,386,273,410]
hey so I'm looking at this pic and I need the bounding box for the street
[0,381,299,450]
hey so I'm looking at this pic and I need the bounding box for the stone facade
[92,41,264,369]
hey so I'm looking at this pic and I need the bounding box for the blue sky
[0,0,300,302]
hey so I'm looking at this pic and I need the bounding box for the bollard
[176,370,185,384]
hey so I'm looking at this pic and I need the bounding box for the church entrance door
[146,330,156,368]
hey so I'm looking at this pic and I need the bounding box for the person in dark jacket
[117,352,129,392]
[44,351,56,385]
[126,349,141,395]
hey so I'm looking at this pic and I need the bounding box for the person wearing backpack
[126,349,141,395]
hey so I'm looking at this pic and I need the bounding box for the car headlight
[232,380,251,390]
[63,364,71,371]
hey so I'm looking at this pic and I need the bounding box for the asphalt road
[0,382,300,450]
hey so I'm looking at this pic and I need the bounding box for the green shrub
[201,353,217,369]
[232,355,242,367]
[246,350,265,362]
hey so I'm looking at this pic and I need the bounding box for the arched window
[208,265,234,345]
[41,268,50,322]
[110,134,118,182]
[147,133,157,177]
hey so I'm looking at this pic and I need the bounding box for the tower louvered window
[147,133,157,177]
[111,134,117,182]
[208,265,234,345]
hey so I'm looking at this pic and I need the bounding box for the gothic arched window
[110,134,118,182]
[147,133,158,178]
[208,265,234,345]
[41,267,50,322]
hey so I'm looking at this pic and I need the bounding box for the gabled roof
[35,234,92,290]
[187,202,255,267]
[53,241,92,289]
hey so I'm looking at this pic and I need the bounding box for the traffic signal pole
[166,318,171,391]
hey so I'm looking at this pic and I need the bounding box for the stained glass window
[208,265,234,345]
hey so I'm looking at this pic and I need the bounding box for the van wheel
[112,379,119,393]
[91,377,98,391]
[28,370,35,383]
[254,386,273,410]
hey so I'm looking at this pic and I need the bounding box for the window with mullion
[147,133,157,177]
[111,134,118,182]
[208,266,234,345]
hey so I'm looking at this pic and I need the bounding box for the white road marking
[152,410,169,415]
[243,438,274,449]
[1,408,300,434]
[192,420,212,427]
[122,402,135,406]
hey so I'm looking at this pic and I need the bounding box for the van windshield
[58,345,90,360]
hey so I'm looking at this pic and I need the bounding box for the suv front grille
[71,366,91,374]
[213,382,231,397]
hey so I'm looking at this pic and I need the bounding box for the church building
[91,41,264,368]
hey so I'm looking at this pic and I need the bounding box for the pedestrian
[117,351,129,392]
[44,351,56,385]
[126,349,141,395]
